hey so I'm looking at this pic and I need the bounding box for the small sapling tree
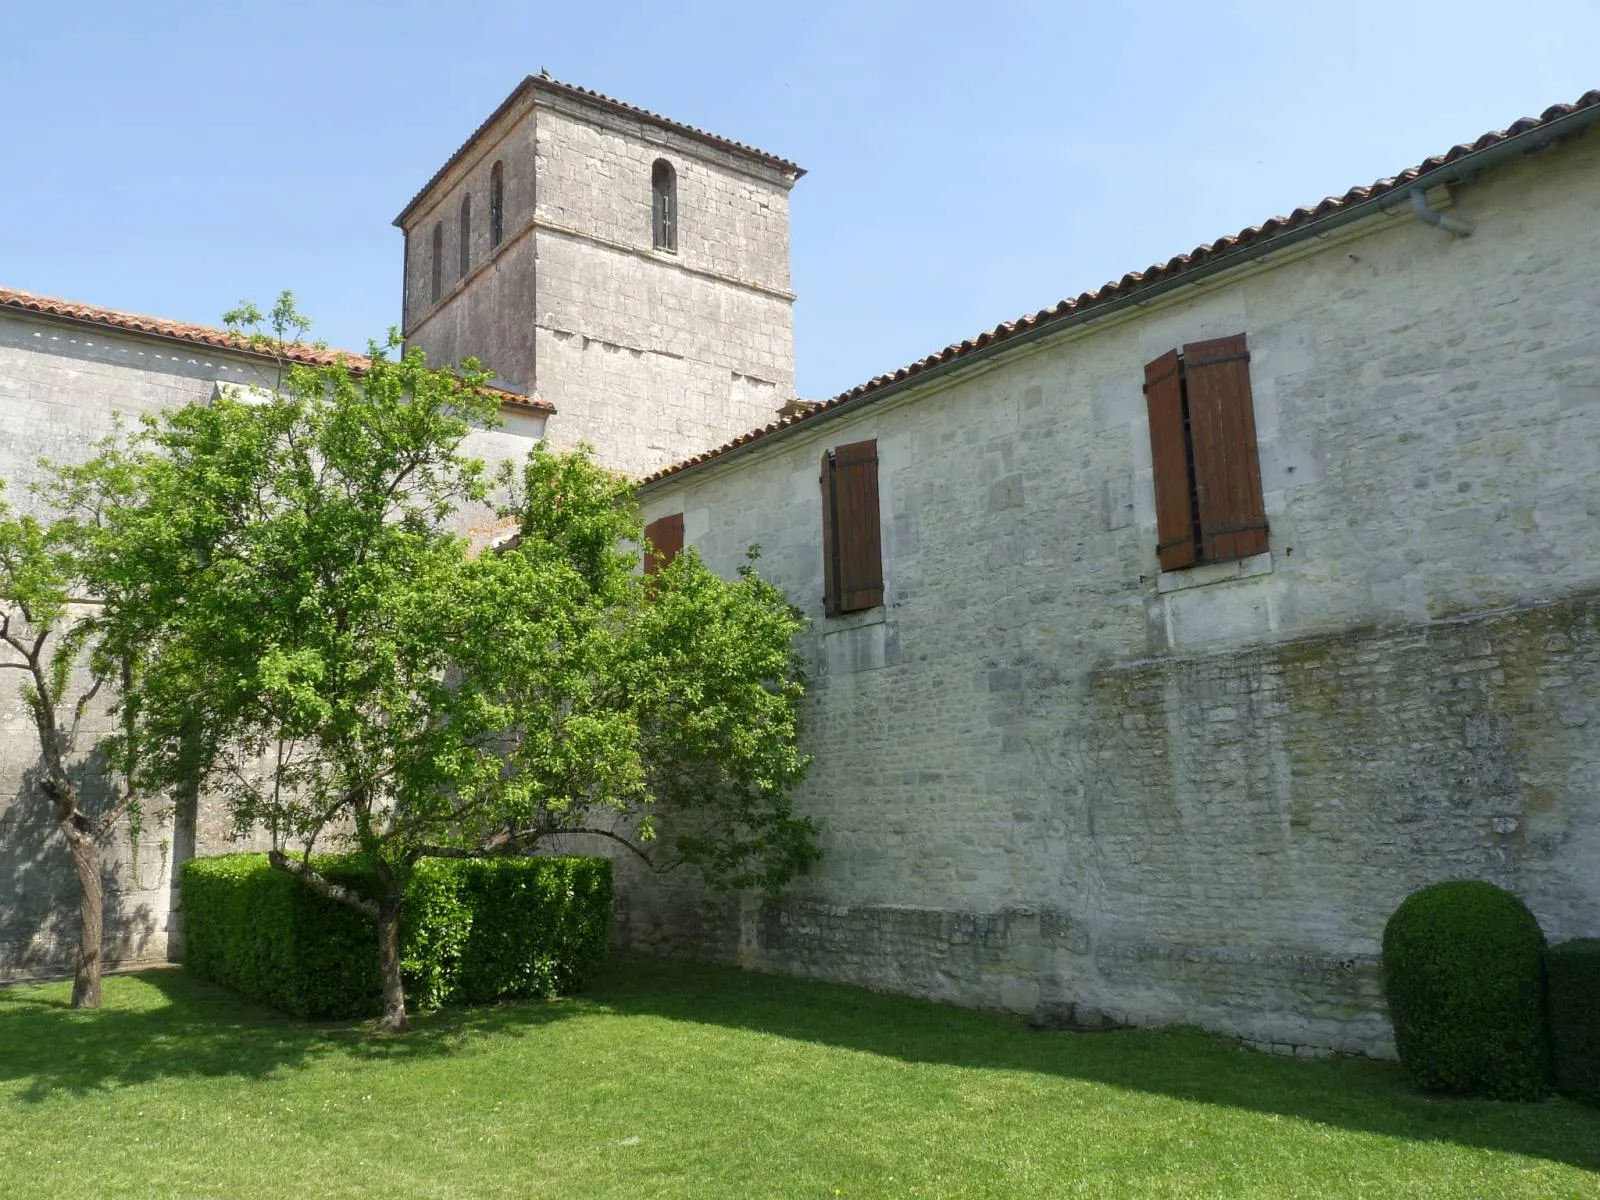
[104,309,814,1030]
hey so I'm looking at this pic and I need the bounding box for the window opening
[652,159,677,251]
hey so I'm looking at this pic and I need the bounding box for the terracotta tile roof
[0,285,555,414]
[642,88,1600,488]
[394,72,804,227]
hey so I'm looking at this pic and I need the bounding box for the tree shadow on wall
[0,967,576,1102]
[0,756,163,978]
[587,956,1600,1174]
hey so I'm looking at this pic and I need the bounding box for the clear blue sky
[3,2,1596,402]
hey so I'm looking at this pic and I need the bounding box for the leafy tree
[0,485,142,1008]
[99,317,815,1031]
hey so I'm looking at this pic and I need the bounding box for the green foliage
[1547,938,1600,1106]
[96,396,814,889]
[85,305,813,1028]
[181,853,612,1018]
[449,857,613,1004]
[181,855,382,1017]
[221,288,319,357]
[87,330,502,853]
[1381,880,1550,1099]
[480,446,818,892]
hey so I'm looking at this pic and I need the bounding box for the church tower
[393,74,804,476]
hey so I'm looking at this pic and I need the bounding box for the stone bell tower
[394,73,804,476]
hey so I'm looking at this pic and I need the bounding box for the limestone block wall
[531,100,797,476]
[407,236,541,396]
[402,89,799,477]
[533,228,793,474]
[0,311,546,979]
[531,100,792,292]
[401,93,540,354]
[630,127,1600,1056]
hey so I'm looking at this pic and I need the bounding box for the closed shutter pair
[821,439,883,616]
[1144,333,1268,571]
[645,444,887,617]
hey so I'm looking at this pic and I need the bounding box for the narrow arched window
[489,161,505,248]
[459,193,472,279]
[430,221,443,304]
[652,159,676,252]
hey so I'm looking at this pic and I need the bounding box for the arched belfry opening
[489,161,505,248]
[652,159,677,252]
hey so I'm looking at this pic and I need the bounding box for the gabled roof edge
[392,73,804,229]
[0,286,555,415]
[640,88,1600,490]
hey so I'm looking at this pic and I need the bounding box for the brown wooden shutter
[821,450,839,615]
[642,512,684,575]
[821,439,883,614]
[1182,334,1268,562]
[1144,349,1198,571]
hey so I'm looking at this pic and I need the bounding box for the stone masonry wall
[532,100,797,476]
[404,90,799,477]
[629,126,1600,1056]
[0,311,545,979]
[402,93,541,393]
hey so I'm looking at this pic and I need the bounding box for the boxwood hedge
[180,853,612,1018]
[1381,879,1549,1100]
[1547,938,1600,1106]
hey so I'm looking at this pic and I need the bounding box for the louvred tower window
[1143,334,1268,571]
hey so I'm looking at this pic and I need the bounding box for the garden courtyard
[3,959,1598,1199]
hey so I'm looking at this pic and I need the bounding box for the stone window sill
[823,605,887,631]
[1156,551,1274,594]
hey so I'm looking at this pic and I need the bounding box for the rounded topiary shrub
[1547,938,1600,1106]
[1381,879,1549,1100]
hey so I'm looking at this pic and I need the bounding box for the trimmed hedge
[1381,880,1549,1100]
[1548,938,1600,1106]
[180,854,612,1018]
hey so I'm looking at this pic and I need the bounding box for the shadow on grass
[585,956,1600,1174]
[0,967,571,1103]
[5,956,1597,1176]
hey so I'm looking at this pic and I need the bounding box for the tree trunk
[64,825,103,1009]
[376,897,408,1032]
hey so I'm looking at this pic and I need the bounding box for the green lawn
[2,960,1597,1198]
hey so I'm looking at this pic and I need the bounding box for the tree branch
[71,671,107,734]
[92,786,138,839]
[267,849,380,920]
[552,826,670,872]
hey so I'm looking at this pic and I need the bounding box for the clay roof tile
[640,87,1600,487]
[0,286,554,415]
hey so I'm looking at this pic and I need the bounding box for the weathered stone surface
[400,87,798,477]
[625,126,1600,1057]
[5,89,1599,1065]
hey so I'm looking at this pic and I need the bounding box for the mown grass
[2,958,1598,1198]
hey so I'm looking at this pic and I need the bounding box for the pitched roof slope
[642,88,1600,487]
[0,286,554,414]
[394,72,804,227]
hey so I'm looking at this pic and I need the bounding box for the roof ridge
[0,285,553,414]
[640,87,1600,486]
